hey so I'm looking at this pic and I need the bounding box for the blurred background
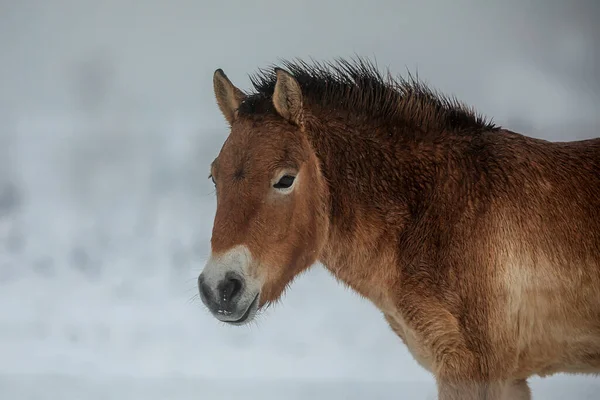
[0,0,598,399]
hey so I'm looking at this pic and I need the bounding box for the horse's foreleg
[436,379,490,400]
[436,378,531,400]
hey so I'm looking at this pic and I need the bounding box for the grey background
[0,0,598,399]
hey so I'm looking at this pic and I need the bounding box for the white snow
[1,254,599,399]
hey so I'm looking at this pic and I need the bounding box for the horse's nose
[197,251,258,324]
[198,272,244,312]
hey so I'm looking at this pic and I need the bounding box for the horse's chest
[383,309,435,372]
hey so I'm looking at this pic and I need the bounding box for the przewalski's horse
[197,58,600,399]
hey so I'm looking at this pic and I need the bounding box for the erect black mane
[237,57,499,132]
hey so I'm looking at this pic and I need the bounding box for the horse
[197,58,600,399]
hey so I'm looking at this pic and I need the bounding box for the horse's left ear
[273,68,304,126]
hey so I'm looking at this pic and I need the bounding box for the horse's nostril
[221,276,243,303]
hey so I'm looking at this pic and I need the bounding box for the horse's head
[198,68,329,325]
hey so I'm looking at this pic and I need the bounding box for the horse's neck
[308,122,457,305]
[317,213,402,308]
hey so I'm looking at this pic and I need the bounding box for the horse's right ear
[213,69,246,125]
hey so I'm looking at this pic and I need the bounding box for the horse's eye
[274,175,295,189]
[209,174,215,185]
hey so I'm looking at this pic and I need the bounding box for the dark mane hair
[238,57,499,132]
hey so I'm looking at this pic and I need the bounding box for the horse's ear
[213,69,246,125]
[272,68,304,126]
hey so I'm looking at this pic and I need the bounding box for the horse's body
[198,59,600,399]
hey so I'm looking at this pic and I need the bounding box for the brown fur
[206,58,600,399]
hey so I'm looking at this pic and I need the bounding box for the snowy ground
[2,375,600,400]
[2,259,599,400]
[1,262,599,400]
